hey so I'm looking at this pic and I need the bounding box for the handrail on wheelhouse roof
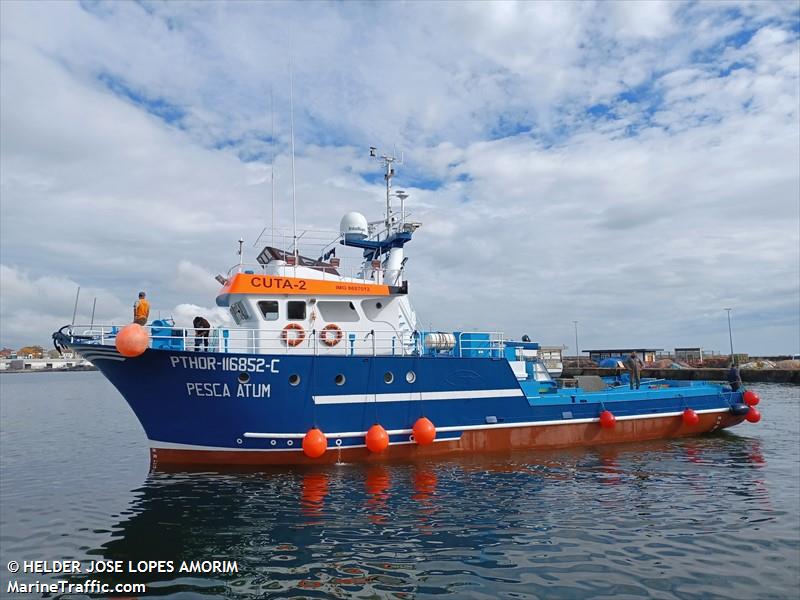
[257,246,340,275]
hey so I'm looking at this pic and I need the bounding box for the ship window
[335,374,346,386]
[287,301,306,320]
[317,300,360,322]
[258,301,279,321]
[384,371,394,384]
[406,371,416,383]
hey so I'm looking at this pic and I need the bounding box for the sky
[1,0,798,356]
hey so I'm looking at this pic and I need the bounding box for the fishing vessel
[53,152,761,467]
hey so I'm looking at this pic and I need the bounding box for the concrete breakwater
[563,367,800,384]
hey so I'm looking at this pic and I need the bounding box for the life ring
[320,324,343,347]
[282,323,306,347]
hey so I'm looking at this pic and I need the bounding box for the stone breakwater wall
[563,367,800,384]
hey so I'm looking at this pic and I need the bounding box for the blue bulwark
[454,332,493,357]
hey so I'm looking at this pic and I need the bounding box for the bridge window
[317,300,360,322]
[287,301,306,320]
[258,301,279,321]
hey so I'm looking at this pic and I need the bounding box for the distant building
[675,347,703,362]
[0,357,91,371]
[584,348,662,364]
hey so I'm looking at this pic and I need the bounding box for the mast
[289,59,297,259]
[370,147,403,236]
[270,89,276,248]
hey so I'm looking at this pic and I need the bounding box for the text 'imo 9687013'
[53,152,761,467]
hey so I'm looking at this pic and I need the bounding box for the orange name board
[219,273,391,297]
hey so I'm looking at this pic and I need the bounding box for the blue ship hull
[69,343,750,466]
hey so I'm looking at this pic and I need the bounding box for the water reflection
[300,471,328,523]
[73,435,779,598]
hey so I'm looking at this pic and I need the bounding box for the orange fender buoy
[745,407,762,423]
[365,424,389,453]
[412,417,436,446]
[302,428,327,458]
[743,390,760,406]
[115,323,149,357]
[682,408,700,426]
[599,410,616,429]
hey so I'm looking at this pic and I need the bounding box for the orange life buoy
[320,323,343,347]
[282,323,306,347]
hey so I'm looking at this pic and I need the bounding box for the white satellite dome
[340,211,369,242]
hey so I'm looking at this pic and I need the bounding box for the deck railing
[67,325,506,358]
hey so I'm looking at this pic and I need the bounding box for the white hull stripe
[72,345,118,352]
[150,437,461,452]
[148,407,733,453]
[81,354,126,362]
[243,407,730,439]
[313,388,524,405]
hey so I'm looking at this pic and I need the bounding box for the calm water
[1,372,798,599]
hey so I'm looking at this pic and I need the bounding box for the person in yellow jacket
[133,291,150,325]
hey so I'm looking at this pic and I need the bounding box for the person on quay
[133,292,150,325]
[626,351,644,390]
[193,315,211,352]
[727,362,742,392]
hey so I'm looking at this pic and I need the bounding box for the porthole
[335,438,343,446]
[287,439,294,446]
[238,372,250,384]
[406,371,416,384]
[289,374,301,386]
[335,373,346,386]
[236,438,243,445]
[376,302,383,309]
[270,439,276,446]
[384,371,394,384]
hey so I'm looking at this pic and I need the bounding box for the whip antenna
[70,286,80,332]
[289,56,297,259]
[270,88,276,248]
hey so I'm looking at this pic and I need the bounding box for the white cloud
[0,0,798,354]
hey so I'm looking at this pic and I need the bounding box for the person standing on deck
[193,316,211,352]
[727,362,743,392]
[626,352,644,390]
[133,292,150,325]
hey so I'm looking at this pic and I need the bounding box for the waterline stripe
[313,388,524,405]
[239,407,730,440]
[149,437,460,452]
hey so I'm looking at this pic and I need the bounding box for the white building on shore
[0,355,93,372]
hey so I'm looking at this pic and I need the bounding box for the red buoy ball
[682,408,700,426]
[115,324,149,357]
[745,407,762,423]
[599,410,616,429]
[366,424,389,453]
[743,390,760,406]
[412,417,436,446]
[302,428,327,458]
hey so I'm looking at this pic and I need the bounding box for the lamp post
[573,320,579,364]
[724,308,734,361]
